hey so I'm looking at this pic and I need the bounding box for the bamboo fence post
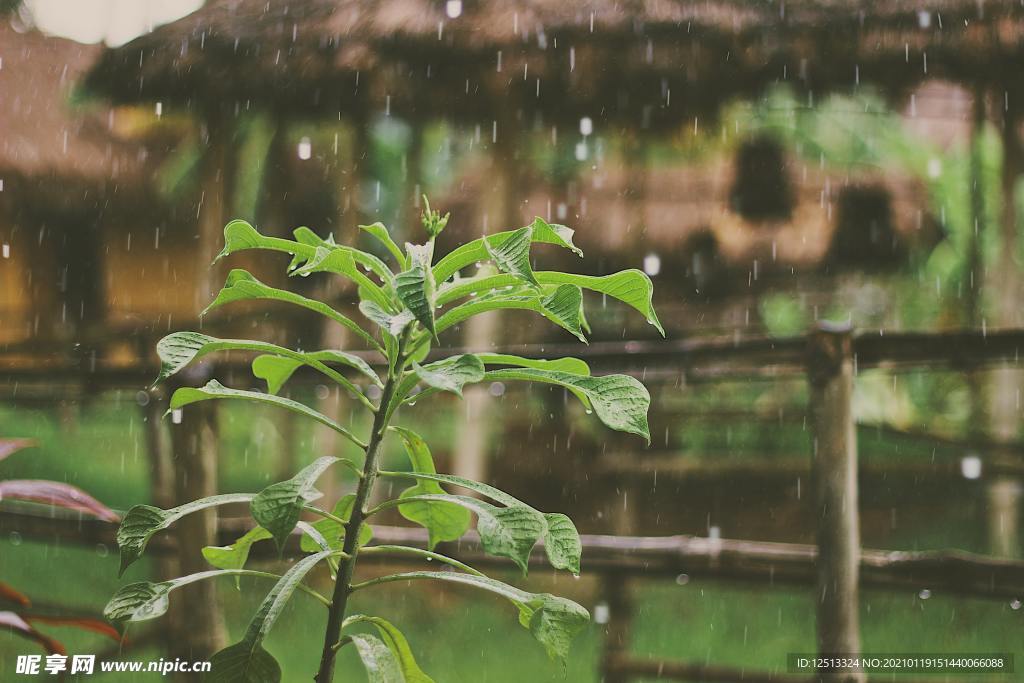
[806,323,864,683]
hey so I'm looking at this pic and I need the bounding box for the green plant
[103,203,662,682]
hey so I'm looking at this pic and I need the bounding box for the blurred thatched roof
[84,0,1024,129]
[0,22,142,185]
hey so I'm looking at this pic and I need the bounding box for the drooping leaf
[360,222,406,266]
[294,226,393,285]
[344,615,434,683]
[389,428,471,549]
[0,480,119,522]
[202,269,380,350]
[434,285,586,341]
[411,354,485,397]
[540,513,582,575]
[251,457,338,551]
[392,494,544,574]
[476,353,590,376]
[381,470,581,575]
[251,350,381,396]
[483,369,651,442]
[360,300,416,337]
[169,380,365,448]
[290,246,392,311]
[353,571,589,666]
[207,642,281,683]
[483,225,539,286]
[207,551,331,683]
[156,332,368,402]
[394,263,436,337]
[0,611,64,655]
[517,592,592,665]
[202,526,273,582]
[299,494,373,553]
[433,217,583,283]
[117,494,254,575]
[349,633,403,683]
[539,269,664,335]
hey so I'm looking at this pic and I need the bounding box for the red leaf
[0,581,31,608]
[0,480,120,522]
[0,611,65,655]
[0,439,35,463]
[25,615,123,643]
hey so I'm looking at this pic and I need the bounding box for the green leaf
[251,457,338,551]
[202,527,273,582]
[360,300,415,337]
[394,264,436,337]
[117,494,254,575]
[202,269,380,351]
[477,353,590,376]
[433,217,583,283]
[390,428,471,549]
[349,633,403,683]
[106,570,241,625]
[360,222,406,267]
[437,268,662,335]
[381,470,581,575]
[540,513,582,575]
[411,354,485,397]
[435,284,585,341]
[216,220,312,264]
[484,369,651,443]
[391,494,544,574]
[207,551,331,683]
[295,226,393,285]
[344,615,434,683]
[207,642,281,683]
[290,246,393,311]
[169,380,366,448]
[299,494,373,553]
[540,269,664,335]
[484,225,539,286]
[517,592,592,665]
[251,350,381,395]
[155,332,370,403]
[352,571,589,666]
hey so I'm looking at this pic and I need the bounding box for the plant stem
[313,336,407,683]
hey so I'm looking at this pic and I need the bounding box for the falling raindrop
[488,382,505,397]
[643,253,661,276]
[918,589,932,600]
[155,101,163,117]
[314,384,330,400]
[574,141,588,161]
[297,137,312,160]
[1,244,9,259]
[9,532,22,546]
[135,390,150,406]
[592,601,610,624]
[579,116,593,136]
[445,0,463,19]
[171,408,183,425]
[1011,599,1022,610]
[960,455,982,480]
[675,573,690,586]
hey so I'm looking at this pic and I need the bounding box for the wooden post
[806,323,864,683]
[450,117,520,484]
[168,378,226,667]
[986,92,1023,557]
[599,573,634,683]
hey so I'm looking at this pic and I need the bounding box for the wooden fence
[3,325,1024,681]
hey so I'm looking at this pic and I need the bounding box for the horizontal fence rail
[2,510,1022,601]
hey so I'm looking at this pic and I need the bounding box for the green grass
[1,396,1021,681]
